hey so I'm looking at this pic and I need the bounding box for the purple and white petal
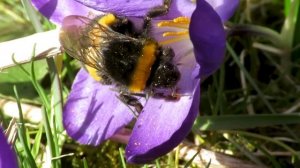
[75,0,196,19]
[125,80,200,163]
[150,18,198,93]
[31,0,103,25]
[63,69,135,145]
[205,0,240,22]
[75,0,161,17]
[161,0,196,19]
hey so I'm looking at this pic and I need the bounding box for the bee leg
[118,93,143,113]
[142,0,172,36]
[170,87,181,100]
[146,0,171,18]
[97,71,113,85]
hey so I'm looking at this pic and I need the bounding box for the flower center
[157,17,190,45]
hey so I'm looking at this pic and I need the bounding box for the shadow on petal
[63,69,135,145]
[31,0,102,24]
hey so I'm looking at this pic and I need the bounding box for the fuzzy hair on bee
[60,0,180,112]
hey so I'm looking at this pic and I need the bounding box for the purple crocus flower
[32,0,239,163]
[0,127,18,168]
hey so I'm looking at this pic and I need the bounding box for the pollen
[97,13,116,27]
[157,16,190,28]
[162,31,188,37]
[157,17,190,45]
[85,65,101,81]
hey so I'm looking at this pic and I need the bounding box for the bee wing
[59,15,101,70]
[59,15,139,71]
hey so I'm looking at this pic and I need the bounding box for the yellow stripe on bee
[85,14,117,82]
[85,65,101,81]
[129,42,157,93]
[97,13,117,27]
[89,14,117,46]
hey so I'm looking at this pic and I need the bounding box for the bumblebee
[60,0,180,111]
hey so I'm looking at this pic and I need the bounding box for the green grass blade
[20,0,43,32]
[13,45,60,167]
[47,57,64,134]
[155,159,161,168]
[184,150,199,168]
[255,144,281,168]
[221,130,300,160]
[119,148,127,168]
[82,157,89,168]
[14,85,37,168]
[285,0,291,16]
[227,43,275,114]
[223,133,266,167]
[32,126,43,158]
[194,114,300,131]
[213,64,225,115]
[281,0,299,47]
[45,57,65,167]
[227,42,300,142]
[41,106,60,168]
[205,159,211,168]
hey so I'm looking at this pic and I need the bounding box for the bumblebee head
[151,62,180,89]
[109,15,134,35]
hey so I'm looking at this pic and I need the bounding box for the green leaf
[0,60,48,99]
[0,60,47,82]
[119,148,127,168]
[194,114,300,131]
[281,0,299,47]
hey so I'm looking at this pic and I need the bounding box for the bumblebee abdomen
[102,39,158,93]
[102,40,142,86]
[128,41,157,92]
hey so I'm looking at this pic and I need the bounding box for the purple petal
[75,0,195,19]
[205,0,240,21]
[150,19,199,93]
[164,0,196,19]
[0,128,18,168]
[75,0,161,17]
[31,0,103,24]
[63,69,135,145]
[189,0,226,77]
[125,80,200,163]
